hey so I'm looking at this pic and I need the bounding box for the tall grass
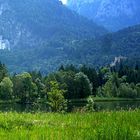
[0,110,139,140]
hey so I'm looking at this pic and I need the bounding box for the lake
[0,100,140,112]
[68,100,140,112]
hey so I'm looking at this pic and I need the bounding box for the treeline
[0,61,140,111]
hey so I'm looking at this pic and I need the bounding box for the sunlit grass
[0,110,139,140]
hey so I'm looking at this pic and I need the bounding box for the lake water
[68,100,140,112]
[0,100,140,112]
[95,101,140,111]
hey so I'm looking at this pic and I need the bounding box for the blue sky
[60,0,67,4]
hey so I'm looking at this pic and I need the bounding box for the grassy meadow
[0,110,139,140]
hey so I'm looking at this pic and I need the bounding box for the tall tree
[13,72,38,103]
[74,72,92,98]
[47,81,67,112]
[0,62,8,82]
[102,73,120,97]
[0,77,13,100]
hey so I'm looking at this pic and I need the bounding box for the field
[0,110,139,140]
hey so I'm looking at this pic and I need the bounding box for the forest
[0,60,139,140]
[0,59,140,112]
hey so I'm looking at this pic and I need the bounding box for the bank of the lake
[0,110,139,140]
[0,98,140,112]
[69,98,140,111]
[0,98,140,104]
[70,97,140,102]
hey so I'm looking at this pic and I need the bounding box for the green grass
[0,110,139,140]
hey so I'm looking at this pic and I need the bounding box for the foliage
[0,63,8,82]
[74,72,93,98]
[102,73,120,97]
[13,72,38,103]
[85,96,94,112]
[0,62,140,110]
[119,83,138,98]
[0,77,13,100]
[47,81,67,112]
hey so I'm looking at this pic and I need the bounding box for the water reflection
[94,101,140,111]
[0,103,49,113]
[68,100,140,112]
[0,101,140,112]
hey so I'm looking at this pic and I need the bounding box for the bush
[85,96,94,112]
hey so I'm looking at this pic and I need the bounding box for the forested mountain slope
[68,24,140,67]
[0,0,107,72]
[0,0,106,50]
[0,0,139,73]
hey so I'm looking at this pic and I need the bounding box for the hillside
[1,23,140,73]
[67,0,140,31]
[0,0,106,50]
[2,25,140,72]
[0,0,108,72]
[71,24,140,66]
[0,0,140,73]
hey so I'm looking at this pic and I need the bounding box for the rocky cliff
[67,0,140,31]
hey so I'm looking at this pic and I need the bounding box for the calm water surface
[0,100,140,112]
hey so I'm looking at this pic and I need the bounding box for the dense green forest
[0,60,140,112]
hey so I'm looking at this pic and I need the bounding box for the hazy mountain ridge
[0,0,107,50]
[67,0,140,31]
[0,0,139,73]
[0,0,107,72]
[1,24,140,73]
[69,24,140,67]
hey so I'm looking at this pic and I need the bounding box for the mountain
[0,0,108,72]
[71,24,140,66]
[0,0,107,50]
[0,0,139,73]
[67,0,140,31]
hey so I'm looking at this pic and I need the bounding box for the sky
[60,0,67,4]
